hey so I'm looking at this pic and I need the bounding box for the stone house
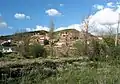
[55,29,85,47]
[0,39,14,53]
[29,33,49,45]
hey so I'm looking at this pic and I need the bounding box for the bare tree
[82,16,90,55]
[115,13,120,46]
[49,19,55,57]
[13,30,30,57]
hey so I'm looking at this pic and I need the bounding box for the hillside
[0,29,95,41]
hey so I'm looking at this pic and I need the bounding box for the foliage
[8,61,120,84]
[16,35,30,58]
[88,39,101,61]
[49,19,55,40]
[44,39,49,45]
[29,44,47,58]
[73,39,107,61]
[103,36,115,47]
[109,46,120,57]
[49,19,55,57]
[90,39,100,56]
[0,52,3,58]
[73,40,85,56]
[107,45,120,65]
[41,63,120,84]
[102,37,120,62]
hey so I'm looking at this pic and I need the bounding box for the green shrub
[108,45,120,65]
[0,52,3,58]
[102,37,120,62]
[30,44,47,58]
[91,39,100,56]
[73,40,85,56]
[103,37,115,47]
[88,39,100,61]
[88,39,108,62]
[44,39,49,45]
[42,65,120,84]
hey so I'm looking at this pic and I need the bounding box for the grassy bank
[6,60,120,84]
[42,63,120,84]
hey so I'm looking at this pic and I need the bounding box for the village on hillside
[1,0,120,84]
[0,28,101,55]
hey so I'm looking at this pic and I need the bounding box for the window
[63,35,65,37]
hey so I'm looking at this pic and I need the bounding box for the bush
[44,39,49,45]
[88,39,108,62]
[102,37,120,63]
[91,39,100,56]
[103,37,115,47]
[30,44,47,58]
[73,40,85,56]
[108,45,120,64]
[0,52,3,58]
[110,46,120,56]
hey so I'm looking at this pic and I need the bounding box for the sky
[0,0,120,35]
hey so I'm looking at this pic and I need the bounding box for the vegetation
[5,59,120,84]
[0,52,3,58]
[41,65,120,84]
[49,19,55,57]
[29,44,47,58]
[1,24,120,84]
[44,39,49,45]
[16,36,30,58]
[73,40,85,56]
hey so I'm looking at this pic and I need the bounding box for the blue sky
[0,0,119,35]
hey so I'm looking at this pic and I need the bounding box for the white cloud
[26,2,120,35]
[89,8,119,25]
[45,9,61,16]
[116,5,120,13]
[26,24,82,32]
[116,2,120,5]
[107,2,115,7]
[26,25,49,32]
[93,4,104,10]
[0,22,7,28]
[26,28,32,32]
[55,24,81,32]
[60,4,64,7]
[14,13,31,20]
[14,13,25,19]
[35,25,49,31]
[26,16,31,20]
[0,15,8,28]
[8,26,13,29]
[86,3,120,35]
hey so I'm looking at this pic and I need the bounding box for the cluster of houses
[28,29,97,47]
[0,39,13,53]
[0,29,101,54]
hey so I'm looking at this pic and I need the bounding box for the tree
[73,40,85,56]
[16,32,31,58]
[0,52,3,58]
[44,39,49,45]
[115,13,120,46]
[29,44,47,58]
[49,19,55,57]
[83,16,90,55]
